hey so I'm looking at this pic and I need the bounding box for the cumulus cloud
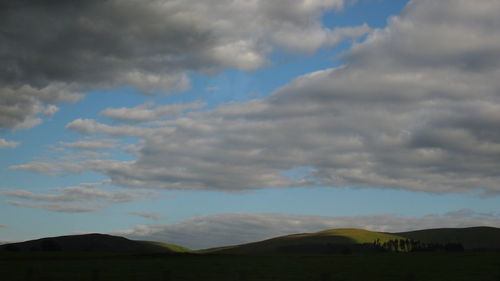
[13,0,500,195]
[101,102,206,122]
[114,212,500,249]
[57,0,499,194]
[2,180,160,213]
[0,83,82,130]
[128,212,163,220]
[0,0,366,129]
[0,138,20,148]
[42,105,59,117]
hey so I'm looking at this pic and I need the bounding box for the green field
[141,241,193,253]
[1,251,499,281]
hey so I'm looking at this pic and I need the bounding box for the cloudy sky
[2,0,500,249]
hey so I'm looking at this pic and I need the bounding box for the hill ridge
[201,226,500,254]
[0,233,177,253]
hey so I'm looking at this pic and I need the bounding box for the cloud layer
[11,0,500,195]
[55,0,500,195]
[60,139,118,150]
[128,212,163,220]
[101,102,206,123]
[115,211,500,249]
[3,181,160,213]
[0,0,367,129]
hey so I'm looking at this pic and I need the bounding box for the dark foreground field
[1,251,499,281]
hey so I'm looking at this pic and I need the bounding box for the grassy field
[141,241,192,253]
[1,251,499,281]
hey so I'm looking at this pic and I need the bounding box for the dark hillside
[0,233,174,253]
[396,226,500,250]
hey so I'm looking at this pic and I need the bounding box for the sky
[2,0,500,249]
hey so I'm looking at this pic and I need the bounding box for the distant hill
[396,226,500,250]
[201,227,500,254]
[0,233,177,253]
[200,228,405,254]
[2,227,498,254]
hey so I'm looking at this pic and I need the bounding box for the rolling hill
[200,228,406,254]
[2,226,498,254]
[201,227,500,254]
[396,226,500,250]
[0,233,179,253]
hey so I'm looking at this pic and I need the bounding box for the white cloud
[114,211,500,249]
[42,105,60,117]
[0,138,20,148]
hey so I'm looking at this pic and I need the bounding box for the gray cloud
[9,158,117,176]
[0,138,20,148]
[128,212,163,220]
[9,161,88,176]
[0,224,6,228]
[0,83,82,130]
[101,102,206,122]
[15,0,500,195]
[444,209,499,219]
[7,201,99,213]
[3,180,160,213]
[65,119,155,137]
[0,0,367,129]
[83,0,500,194]
[114,212,500,249]
[4,186,156,203]
[60,138,118,150]
[344,0,500,71]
